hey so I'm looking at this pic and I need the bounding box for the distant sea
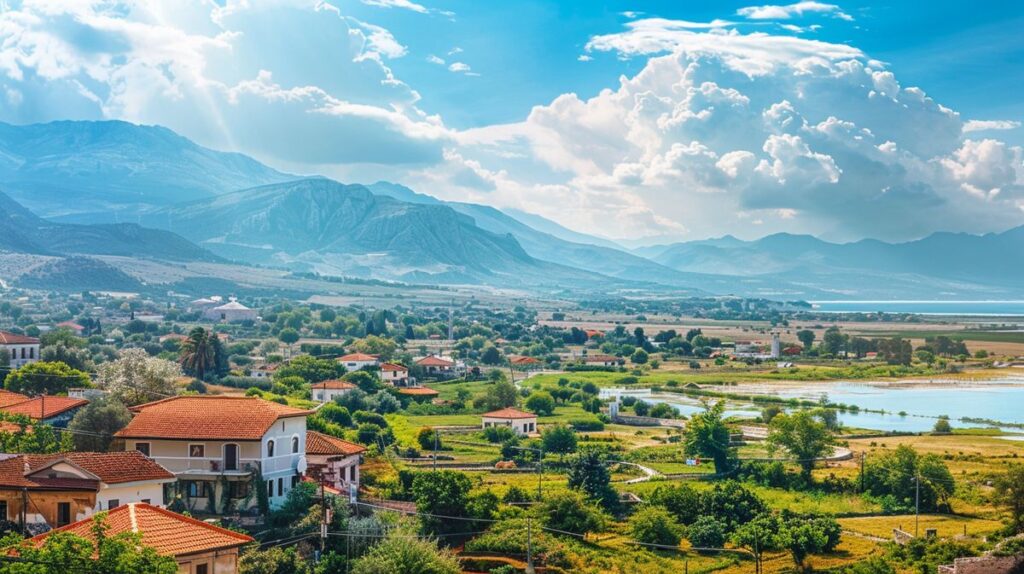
[810,300,1024,316]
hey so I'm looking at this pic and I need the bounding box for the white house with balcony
[114,396,314,514]
[304,431,365,493]
[336,353,379,372]
[0,331,40,368]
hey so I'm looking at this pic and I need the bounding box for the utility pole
[860,452,865,493]
[433,430,438,471]
[320,478,327,559]
[914,474,921,537]
[537,447,544,499]
[525,516,535,574]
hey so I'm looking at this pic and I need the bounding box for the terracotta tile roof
[311,380,356,390]
[56,321,84,331]
[27,503,253,557]
[117,396,314,441]
[0,390,30,409]
[1,396,88,420]
[0,455,99,491]
[482,407,536,419]
[379,363,408,372]
[42,452,175,485]
[510,356,540,364]
[416,356,454,367]
[397,387,439,396]
[338,353,378,362]
[582,354,619,363]
[306,431,366,456]
[0,331,38,345]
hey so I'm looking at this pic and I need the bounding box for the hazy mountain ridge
[0,120,295,216]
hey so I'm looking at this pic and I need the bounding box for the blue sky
[0,1,1021,243]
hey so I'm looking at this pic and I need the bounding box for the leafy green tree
[473,379,518,411]
[97,348,181,406]
[238,546,310,574]
[686,515,726,549]
[628,506,682,547]
[351,335,397,360]
[67,397,132,451]
[932,416,952,434]
[683,400,735,473]
[567,450,618,511]
[541,424,577,456]
[630,348,649,364]
[994,464,1024,533]
[700,481,767,534]
[272,355,343,383]
[524,391,556,416]
[277,328,300,346]
[343,370,380,394]
[767,410,835,480]
[0,514,178,574]
[536,491,605,535]
[822,326,847,356]
[417,427,442,451]
[0,413,73,453]
[648,484,701,525]
[41,343,93,371]
[480,346,502,365]
[863,445,954,512]
[796,330,816,350]
[5,361,90,395]
[350,524,460,574]
[411,471,473,535]
[731,512,784,574]
[780,513,842,570]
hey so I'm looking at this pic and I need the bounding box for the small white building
[203,300,257,323]
[481,408,538,436]
[311,380,357,403]
[0,331,40,368]
[336,353,379,372]
[304,431,365,493]
[31,452,177,512]
[379,363,410,386]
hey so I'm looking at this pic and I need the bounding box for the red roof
[0,390,30,409]
[117,396,313,441]
[37,452,175,485]
[511,356,540,365]
[482,407,536,420]
[1,396,88,420]
[311,380,357,390]
[306,431,366,456]
[27,503,253,557]
[582,354,619,363]
[0,455,98,491]
[379,363,408,372]
[397,387,439,396]
[0,331,38,345]
[416,356,454,367]
[338,353,378,362]
[56,321,84,331]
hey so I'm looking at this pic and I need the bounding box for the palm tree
[179,327,215,380]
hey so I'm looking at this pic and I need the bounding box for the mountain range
[0,119,1021,300]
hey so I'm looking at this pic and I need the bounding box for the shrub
[569,418,605,432]
[686,515,726,549]
[628,506,682,547]
[537,491,605,535]
[483,425,517,443]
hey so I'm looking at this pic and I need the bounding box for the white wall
[95,481,169,512]
[260,415,307,509]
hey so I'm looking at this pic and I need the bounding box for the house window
[291,437,299,454]
[229,481,249,499]
[277,478,283,497]
[189,444,205,458]
[56,502,71,527]
[0,501,7,520]
[350,466,357,481]
[224,444,239,471]
[108,499,120,510]
[135,443,150,457]
[187,481,207,498]
[141,499,151,505]
[20,348,25,359]
[196,564,209,574]
[291,475,299,489]
[28,347,34,359]
[267,480,273,498]
[267,440,275,457]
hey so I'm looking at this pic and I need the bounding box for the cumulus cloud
[963,119,1022,133]
[428,20,1024,241]
[361,0,429,14]
[737,2,853,21]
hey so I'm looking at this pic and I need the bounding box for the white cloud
[426,54,445,65]
[577,54,593,62]
[737,2,853,21]
[361,0,429,14]
[448,62,471,73]
[963,119,1022,133]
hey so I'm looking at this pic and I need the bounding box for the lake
[810,300,1024,316]
[602,376,1024,433]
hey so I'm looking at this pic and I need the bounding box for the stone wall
[938,554,1024,574]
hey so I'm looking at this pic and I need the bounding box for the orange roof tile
[27,503,253,557]
[397,387,439,396]
[0,390,29,409]
[311,380,357,390]
[56,321,84,330]
[0,455,99,491]
[337,353,378,362]
[416,356,454,367]
[306,431,366,456]
[0,331,39,345]
[379,363,408,372]
[117,396,313,441]
[482,407,536,420]
[1,396,87,420]
[582,354,619,363]
[510,356,540,364]
[32,452,175,485]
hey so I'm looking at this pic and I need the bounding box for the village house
[378,362,410,386]
[0,394,88,428]
[396,387,440,402]
[580,354,620,367]
[303,431,366,494]
[481,408,538,436]
[202,300,257,323]
[114,396,314,514]
[415,355,457,378]
[55,321,85,335]
[310,380,356,403]
[0,331,40,369]
[0,451,175,532]
[28,502,254,574]
[509,356,542,371]
[336,353,379,372]
[249,363,277,379]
